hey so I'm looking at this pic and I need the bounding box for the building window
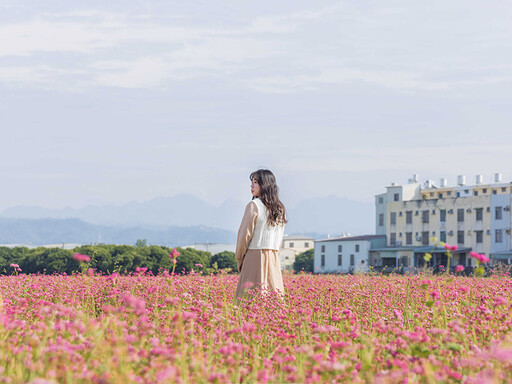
[338,254,342,266]
[483,188,487,193]
[390,233,396,245]
[430,192,434,197]
[289,242,294,248]
[457,208,464,222]
[390,212,397,225]
[321,245,325,252]
[379,197,384,204]
[379,214,384,226]
[440,231,447,243]
[321,254,325,267]
[305,242,309,248]
[406,232,412,245]
[338,245,342,252]
[394,193,399,201]
[447,191,452,196]
[422,210,429,223]
[474,191,478,196]
[440,210,446,222]
[493,190,497,195]
[406,211,412,224]
[350,254,355,266]
[456,192,460,197]
[355,244,360,252]
[439,193,443,199]
[475,208,483,221]
[457,230,464,245]
[476,230,483,243]
[502,187,507,192]
[422,231,429,246]
[496,229,503,243]
[459,253,467,266]
[496,206,503,220]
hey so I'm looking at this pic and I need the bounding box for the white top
[247,198,285,250]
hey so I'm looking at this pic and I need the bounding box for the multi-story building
[375,174,512,269]
[314,235,386,274]
[280,235,314,270]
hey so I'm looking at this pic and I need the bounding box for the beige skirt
[235,249,284,299]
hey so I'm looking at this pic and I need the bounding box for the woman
[235,169,287,299]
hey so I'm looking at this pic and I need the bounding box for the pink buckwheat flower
[10,263,19,268]
[455,265,465,273]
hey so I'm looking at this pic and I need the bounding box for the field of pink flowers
[1,272,512,383]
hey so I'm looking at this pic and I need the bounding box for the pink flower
[243,282,255,289]
[450,245,458,251]
[73,253,91,263]
[393,309,403,321]
[172,259,177,264]
[194,263,203,268]
[444,244,452,250]
[10,263,19,268]
[471,252,490,263]
[455,265,465,273]
[170,248,180,259]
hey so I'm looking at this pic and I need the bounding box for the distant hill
[0,194,374,240]
[1,194,245,231]
[0,218,236,246]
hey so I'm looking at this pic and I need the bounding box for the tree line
[0,244,238,275]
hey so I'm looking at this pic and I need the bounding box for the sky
[1,0,512,212]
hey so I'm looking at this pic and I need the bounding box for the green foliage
[0,244,217,275]
[211,251,237,271]
[293,249,314,273]
[135,239,147,248]
[474,266,485,277]
[174,248,211,274]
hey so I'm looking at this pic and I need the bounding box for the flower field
[1,273,512,383]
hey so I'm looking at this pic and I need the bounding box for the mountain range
[0,195,374,245]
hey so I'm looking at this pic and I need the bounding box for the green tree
[211,251,237,271]
[135,239,147,248]
[21,247,75,274]
[293,249,314,273]
[174,247,211,274]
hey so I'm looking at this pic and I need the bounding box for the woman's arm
[235,201,258,272]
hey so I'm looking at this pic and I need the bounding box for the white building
[185,243,236,254]
[314,235,386,274]
[375,173,512,269]
[280,235,314,270]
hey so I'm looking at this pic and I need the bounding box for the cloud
[0,3,510,94]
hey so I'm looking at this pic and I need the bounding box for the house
[374,173,512,269]
[280,235,314,270]
[314,235,386,273]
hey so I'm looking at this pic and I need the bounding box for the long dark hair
[250,169,287,226]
